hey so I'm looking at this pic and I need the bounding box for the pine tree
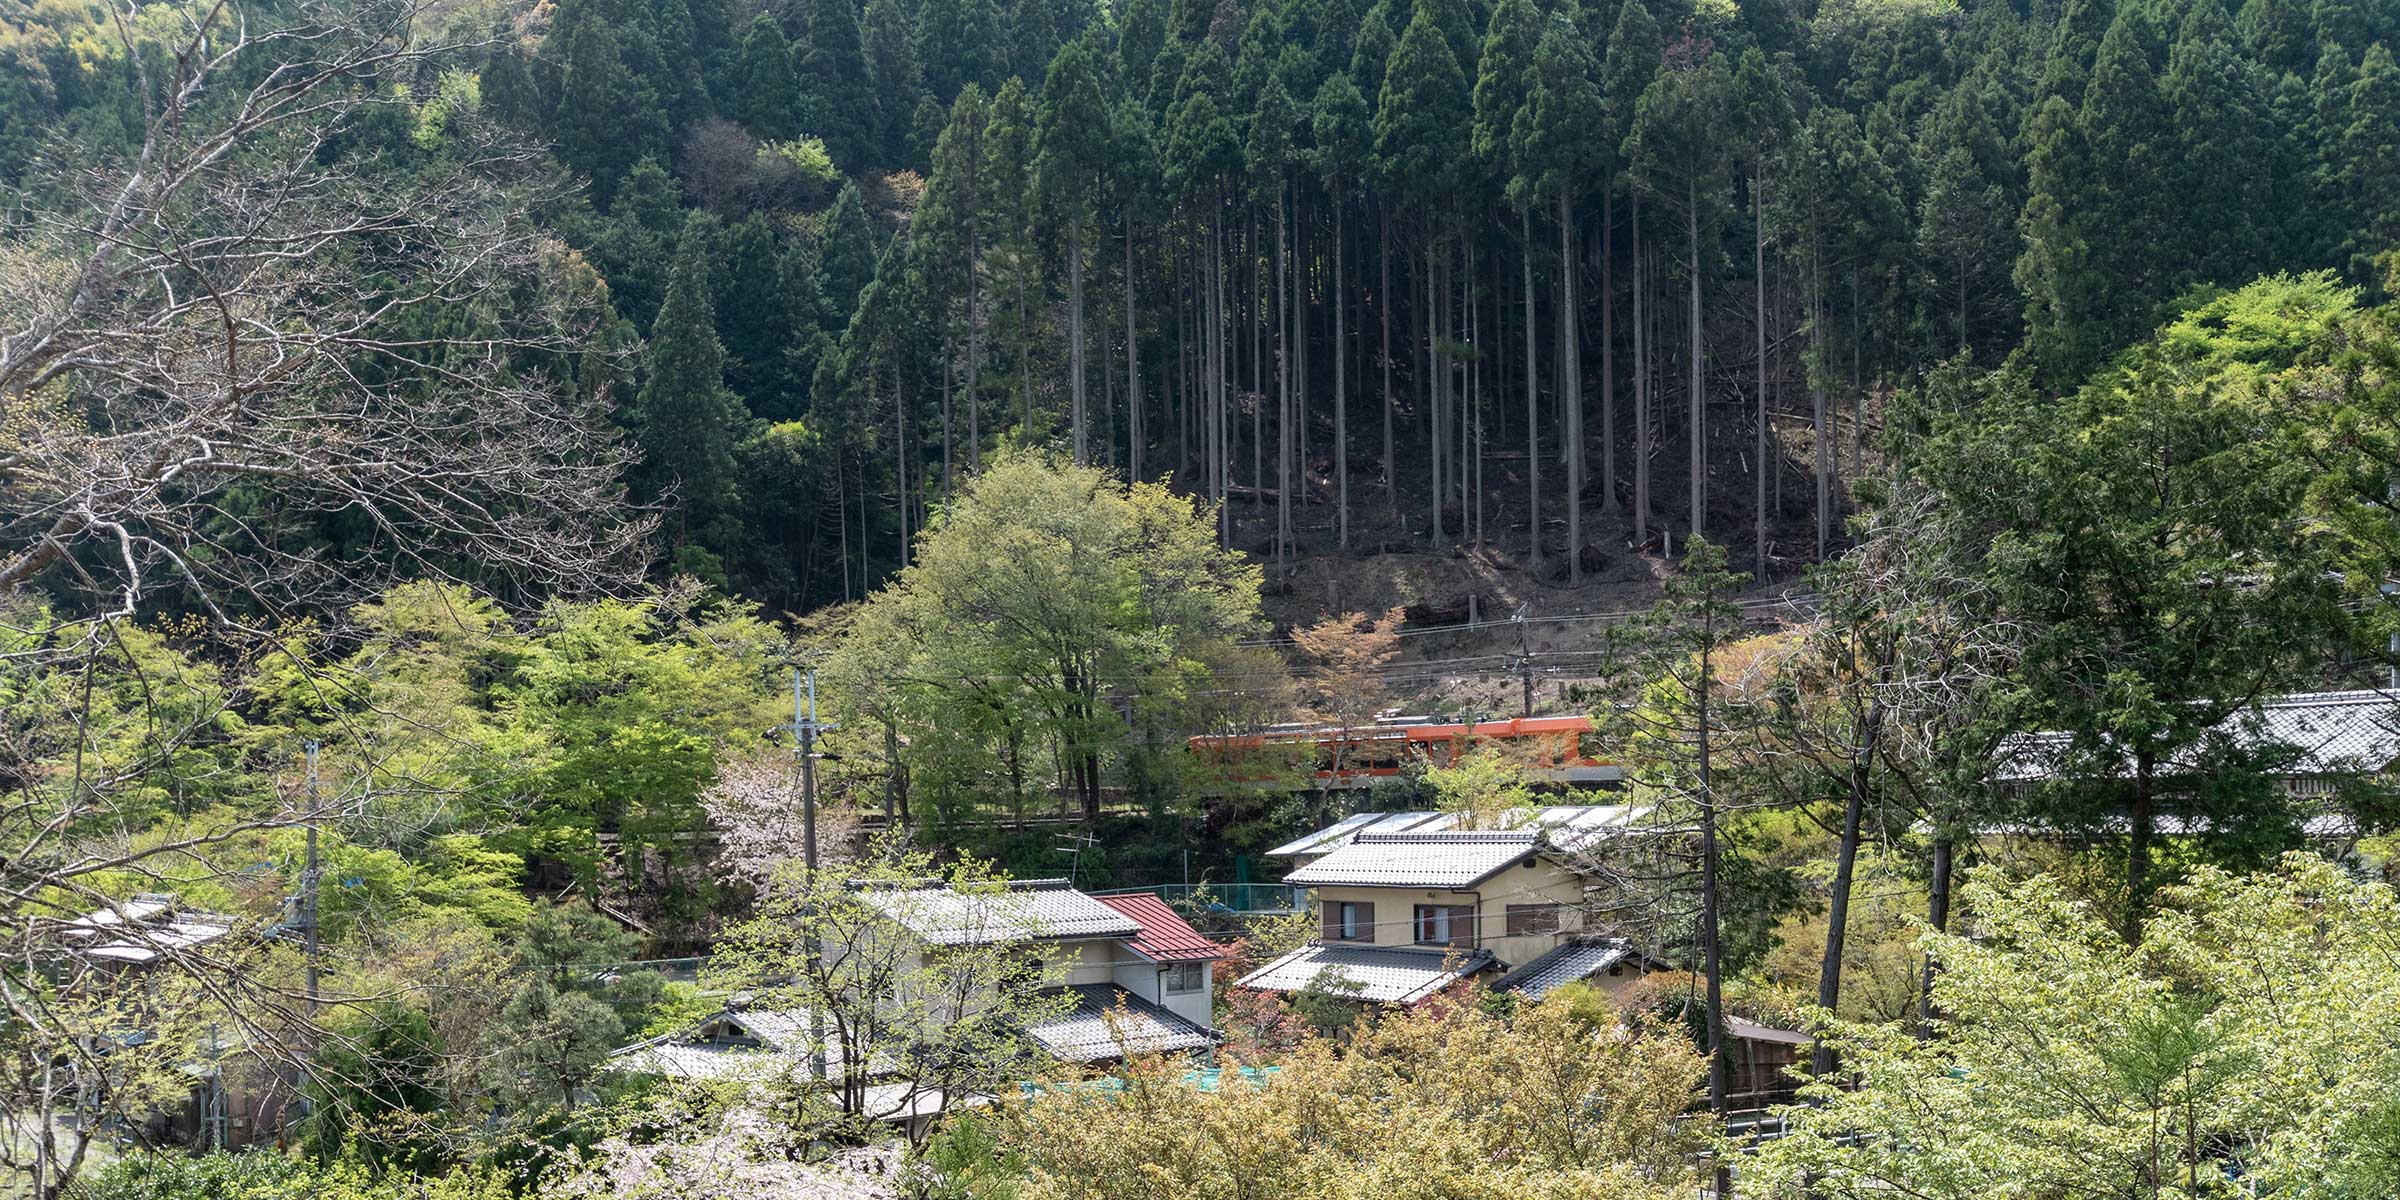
[715,216,818,421]
[2015,92,2100,391]
[2075,5,2174,365]
[917,87,997,471]
[862,0,922,165]
[552,10,670,203]
[652,0,711,133]
[594,157,684,330]
[1036,38,1118,464]
[1119,0,1170,91]
[2311,0,2370,56]
[1605,0,1662,535]
[2341,43,2400,277]
[734,13,804,140]
[786,237,834,422]
[2237,0,2315,75]
[638,215,748,539]
[1373,8,1473,212]
[2040,0,2116,102]
[1733,47,1794,574]
[1313,72,1373,548]
[1255,71,1305,564]
[803,0,876,173]
[2163,0,2277,294]
[1349,1,1399,99]
[1625,46,1732,544]
[1515,13,1606,576]
[1474,0,1540,562]
[480,34,540,128]
[820,182,882,325]
[917,0,1005,106]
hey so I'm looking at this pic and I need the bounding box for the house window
[1505,903,1562,936]
[1165,962,1207,994]
[1413,904,1476,948]
[1323,900,1375,942]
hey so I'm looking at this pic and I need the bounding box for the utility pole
[779,667,837,1084]
[782,668,838,875]
[303,740,321,1018]
[1514,606,1534,720]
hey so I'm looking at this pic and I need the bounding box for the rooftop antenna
[1055,833,1100,888]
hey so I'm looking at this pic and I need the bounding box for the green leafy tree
[707,844,1080,1147]
[824,452,1260,824]
[1917,276,2355,938]
[1748,856,2400,1199]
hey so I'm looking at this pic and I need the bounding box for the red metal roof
[1093,894,1224,963]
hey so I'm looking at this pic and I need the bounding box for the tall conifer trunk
[1276,175,1292,574]
[1632,195,1649,544]
[1688,178,1704,544]
[1813,243,1830,560]
[1069,221,1087,464]
[1382,205,1397,516]
[1126,210,1141,481]
[1754,183,1768,574]
[1523,206,1540,567]
[1336,195,1350,549]
[1599,188,1616,518]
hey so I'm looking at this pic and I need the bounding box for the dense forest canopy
[14,0,2396,616]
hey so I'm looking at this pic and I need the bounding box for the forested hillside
[14,0,2397,615]
[17,0,2400,1195]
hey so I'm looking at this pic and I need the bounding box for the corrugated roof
[1728,1016,1811,1046]
[1995,689,2400,782]
[1024,984,1219,1062]
[1264,805,1650,858]
[82,918,236,963]
[1093,894,1224,962]
[1235,942,1496,1005]
[1282,830,1545,889]
[1492,938,1634,1001]
[856,879,1140,946]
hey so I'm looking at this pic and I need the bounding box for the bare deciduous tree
[0,0,650,667]
[0,5,655,1191]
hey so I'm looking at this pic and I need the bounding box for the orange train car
[1188,715,1624,790]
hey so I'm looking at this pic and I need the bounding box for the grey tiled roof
[855,879,1141,946]
[1265,805,1651,858]
[1235,942,1497,1005]
[1281,830,1544,889]
[1492,939,1635,1001]
[1024,984,1218,1062]
[606,1007,879,1081]
[1995,689,2400,782]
